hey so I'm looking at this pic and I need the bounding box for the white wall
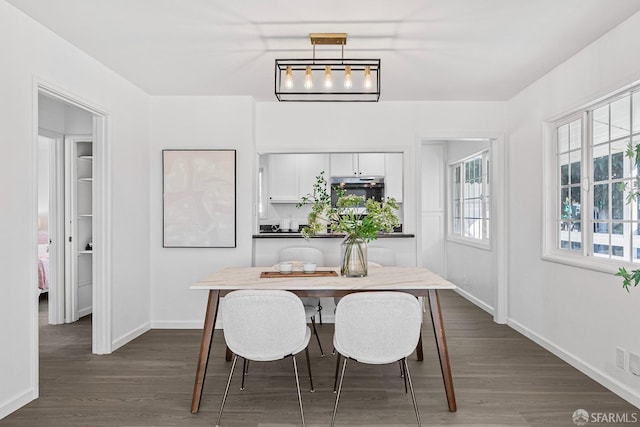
[445,140,495,310]
[149,97,255,327]
[0,0,151,417]
[506,11,640,406]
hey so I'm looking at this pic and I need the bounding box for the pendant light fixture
[275,33,381,102]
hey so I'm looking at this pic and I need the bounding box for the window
[551,89,640,266]
[450,151,490,242]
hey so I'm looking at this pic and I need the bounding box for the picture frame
[162,149,236,248]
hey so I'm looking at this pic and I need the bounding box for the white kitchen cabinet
[385,152,403,202]
[330,153,385,176]
[268,154,329,203]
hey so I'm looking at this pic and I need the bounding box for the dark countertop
[253,232,415,238]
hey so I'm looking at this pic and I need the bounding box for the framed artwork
[162,149,236,248]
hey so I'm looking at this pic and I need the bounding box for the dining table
[189,266,458,414]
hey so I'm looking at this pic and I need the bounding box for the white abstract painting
[163,150,236,247]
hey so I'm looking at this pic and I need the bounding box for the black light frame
[274,58,381,102]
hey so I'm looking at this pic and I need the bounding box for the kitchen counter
[253,232,415,238]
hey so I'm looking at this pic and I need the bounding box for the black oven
[330,176,385,207]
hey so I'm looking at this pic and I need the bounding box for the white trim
[508,318,640,409]
[454,287,494,315]
[112,323,151,352]
[447,235,492,251]
[150,321,209,329]
[0,389,36,420]
[33,79,113,373]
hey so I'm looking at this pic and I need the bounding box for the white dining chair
[216,290,313,427]
[331,292,423,427]
[279,247,326,356]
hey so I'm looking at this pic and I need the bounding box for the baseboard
[454,287,495,315]
[112,322,151,352]
[150,320,207,329]
[508,318,640,409]
[0,388,35,420]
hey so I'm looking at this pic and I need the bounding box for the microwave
[330,176,385,207]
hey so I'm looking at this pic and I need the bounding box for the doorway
[34,84,111,355]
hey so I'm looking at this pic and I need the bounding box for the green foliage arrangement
[615,141,640,292]
[296,171,400,241]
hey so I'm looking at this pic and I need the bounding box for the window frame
[448,149,491,250]
[543,86,640,273]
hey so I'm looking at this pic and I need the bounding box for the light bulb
[344,66,352,89]
[364,66,372,89]
[284,66,293,89]
[324,66,333,89]
[304,66,313,90]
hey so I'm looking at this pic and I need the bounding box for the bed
[38,231,50,293]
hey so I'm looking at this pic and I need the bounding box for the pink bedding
[38,252,49,291]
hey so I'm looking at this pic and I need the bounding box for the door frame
[415,132,508,324]
[32,80,112,359]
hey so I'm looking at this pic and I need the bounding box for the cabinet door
[268,154,299,202]
[330,153,357,176]
[385,152,403,202]
[356,153,385,175]
[298,154,330,198]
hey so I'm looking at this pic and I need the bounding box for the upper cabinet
[330,153,385,176]
[267,153,329,203]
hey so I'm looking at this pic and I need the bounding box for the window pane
[592,143,608,182]
[593,105,609,144]
[569,119,582,151]
[594,184,609,218]
[560,154,569,185]
[611,96,630,140]
[558,124,569,153]
[561,188,570,219]
[570,150,581,184]
[612,183,625,220]
[570,221,581,252]
[571,186,581,220]
[611,139,627,179]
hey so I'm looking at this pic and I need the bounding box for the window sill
[447,235,491,251]
[541,251,637,275]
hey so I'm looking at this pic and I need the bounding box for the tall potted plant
[297,172,399,277]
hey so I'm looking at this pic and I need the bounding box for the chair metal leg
[241,358,247,390]
[310,316,324,356]
[403,357,422,427]
[330,357,348,427]
[292,355,306,427]
[318,300,323,324]
[215,355,238,427]
[400,359,408,393]
[305,347,315,392]
[333,352,341,393]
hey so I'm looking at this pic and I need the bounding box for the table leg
[191,289,220,414]
[416,331,424,361]
[428,289,457,412]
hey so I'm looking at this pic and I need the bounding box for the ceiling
[8,0,640,102]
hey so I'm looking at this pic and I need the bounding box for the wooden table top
[191,266,456,291]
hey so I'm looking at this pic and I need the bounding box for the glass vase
[340,234,368,277]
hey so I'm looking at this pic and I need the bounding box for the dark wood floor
[2,292,638,426]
